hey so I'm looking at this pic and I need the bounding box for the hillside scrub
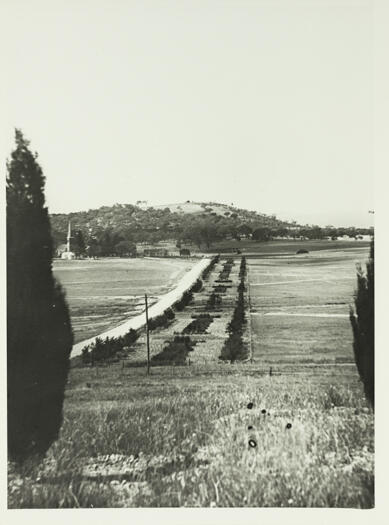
[49,199,373,258]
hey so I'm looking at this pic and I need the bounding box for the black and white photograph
[3,0,382,515]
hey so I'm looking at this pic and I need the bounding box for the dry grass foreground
[8,363,373,508]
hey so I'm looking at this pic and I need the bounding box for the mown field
[9,243,374,508]
[248,246,369,365]
[204,238,370,255]
[53,258,195,343]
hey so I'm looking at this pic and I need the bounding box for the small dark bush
[151,335,196,365]
[296,249,309,254]
[214,285,227,293]
[183,314,213,334]
[206,292,222,310]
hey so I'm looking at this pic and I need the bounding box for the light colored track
[71,257,211,357]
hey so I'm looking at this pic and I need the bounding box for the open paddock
[248,247,369,365]
[53,258,195,343]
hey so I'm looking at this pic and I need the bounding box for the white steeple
[66,220,72,252]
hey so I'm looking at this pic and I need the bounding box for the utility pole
[145,294,150,375]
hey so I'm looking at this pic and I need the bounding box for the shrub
[206,292,222,310]
[151,336,196,365]
[183,314,213,334]
[296,249,309,254]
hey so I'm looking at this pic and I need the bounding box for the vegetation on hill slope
[50,201,372,257]
[49,201,293,256]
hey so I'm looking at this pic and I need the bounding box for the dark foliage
[206,292,222,310]
[7,130,74,462]
[173,290,194,311]
[183,314,213,334]
[173,279,203,311]
[148,308,175,331]
[214,285,227,293]
[151,336,196,366]
[220,257,248,363]
[218,259,234,280]
[350,240,374,408]
[296,249,309,254]
[81,328,139,365]
[201,255,219,280]
[239,256,247,279]
[49,200,372,256]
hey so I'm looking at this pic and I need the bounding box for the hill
[49,201,295,256]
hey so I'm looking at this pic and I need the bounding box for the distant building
[61,221,76,260]
[143,248,169,257]
[56,243,68,257]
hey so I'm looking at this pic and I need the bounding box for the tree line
[52,216,373,258]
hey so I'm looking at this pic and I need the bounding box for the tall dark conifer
[350,239,374,409]
[7,130,73,462]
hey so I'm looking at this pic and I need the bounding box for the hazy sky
[3,0,373,227]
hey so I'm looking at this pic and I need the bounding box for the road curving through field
[71,257,211,357]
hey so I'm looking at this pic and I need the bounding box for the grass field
[9,243,373,508]
[204,238,370,255]
[53,258,195,343]
[248,247,369,365]
[8,365,373,508]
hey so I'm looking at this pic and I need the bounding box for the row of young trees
[220,257,248,363]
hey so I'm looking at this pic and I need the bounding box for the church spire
[66,220,72,252]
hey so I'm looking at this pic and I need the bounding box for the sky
[3,0,374,227]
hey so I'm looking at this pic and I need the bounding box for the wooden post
[145,294,150,375]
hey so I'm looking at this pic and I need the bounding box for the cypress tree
[7,130,73,462]
[350,239,374,409]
